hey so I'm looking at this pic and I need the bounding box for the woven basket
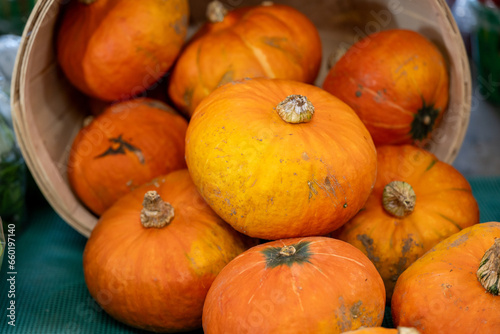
[11,0,471,237]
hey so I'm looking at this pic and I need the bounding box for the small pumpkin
[185,78,377,240]
[343,327,420,334]
[57,0,189,101]
[83,169,257,332]
[391,222,500,333]
[333,145,479,300]
[202,236,386,334]
[322,29,449,146]
[168,0,322,116]
[68,98,188,216]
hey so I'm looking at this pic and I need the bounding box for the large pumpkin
[57,0,189,101]
[68,98,188,216]
[333,145,479,300]
[391,222,500,333]
[168,0,322,116]
[202,237,386,334]
[185,78,377,240]
[322,29,449,146]
[83,169,257,332]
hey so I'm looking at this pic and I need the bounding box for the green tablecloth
[1,177,499,333]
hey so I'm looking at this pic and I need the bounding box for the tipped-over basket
[11,0,471,237]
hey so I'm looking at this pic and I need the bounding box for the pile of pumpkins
[56,0,499,333]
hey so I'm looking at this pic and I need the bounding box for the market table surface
[1,174,500,333]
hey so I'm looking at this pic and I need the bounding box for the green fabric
[0,177,499,333]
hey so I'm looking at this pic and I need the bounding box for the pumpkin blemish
[357,234,380,263]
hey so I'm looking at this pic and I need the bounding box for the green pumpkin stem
[477,238,500,295]
[276,95,315,124]
[263,241,312,268]
[140,191,174,228]
[382,181,416,218]
[207,0,228,23]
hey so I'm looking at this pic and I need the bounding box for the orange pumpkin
[83,169,257,332]
[57,0,189,101]
[202,237,386,333]
[185,78,377,240]
[322,29,449,146]
[391,222,500,333]
[168,0,322,116]
[343,327,420,334]
[68,98,188,216]
[333,145,479,300]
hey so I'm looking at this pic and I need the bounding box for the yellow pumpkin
[185,78,377,240]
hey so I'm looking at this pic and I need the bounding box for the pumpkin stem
[477,238,500,295]
[207,0,228,23]
[382,181,416,218]
[261,1,274,5]
[140,191,175,228]
[397,327,421,334]
[279,245,296,256]
[275,95,315,124]
[410,99,440,142]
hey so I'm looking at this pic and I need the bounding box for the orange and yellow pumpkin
[83,169,257,332]
[168,0,322,116]
[185,78,377,240]
[202,237,386,333]
[333,145,479,299]
[68,98,188,216]
[323,29,449,146]
[57,0,189,101]
[392,222,500,333]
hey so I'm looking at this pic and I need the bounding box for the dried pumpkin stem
[279,245,296,257]
[207,0,228,23]
[382,181,416,218]
[140,191,174,228]
[276,95,315,124]
[477,238,500,295]
[397,327,421,334]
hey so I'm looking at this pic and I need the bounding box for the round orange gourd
[83,169,257,332]
[168,0,322,116]
[392,222,500,333]
[57,0,189,101]
[322,29,449,146]
[202,237,386,334]
[333,145,479,300]
[185,78,377,240]
[343,327,420,334]
[68,98,188,216]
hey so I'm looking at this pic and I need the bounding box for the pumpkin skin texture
[333,145,479,300]
[391,222,500,334]
[322,29,449,146]
[202,237,386,334]
[185,78,377,240]
[343,327,420,334]
[57,0,189,101]
[83,169,257,333]
[168,1,322,116]
[67,98,188,216]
